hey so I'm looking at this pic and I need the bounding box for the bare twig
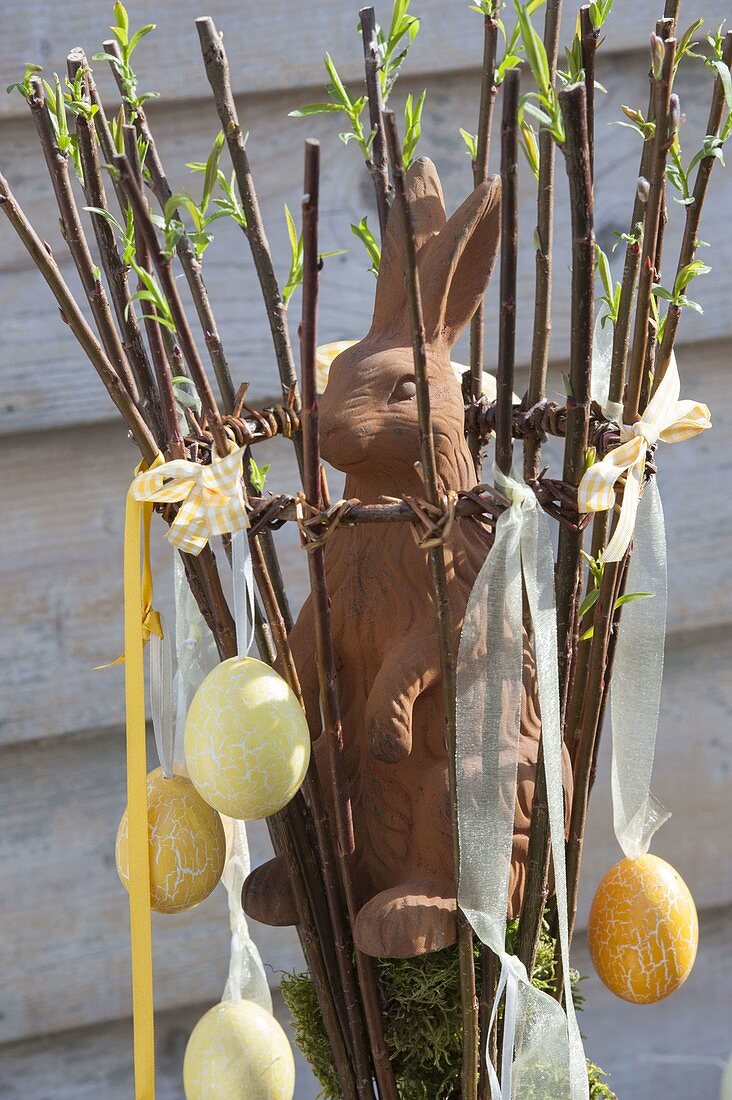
[27,76,140,405]
[523,0,563,481]
[495,71,520,477]
[608,16,676,402]
[121,124,185,459]
[580,6,599,180]
[67,50,167,447]
[102,38,237,412]
[383,108,479,1100]
[116,154,230,459]
[195,18,301,434]
[555,84,595,701]
[299,139,390,1100]
[625,37,676,420]
[0,172,157,460]
[468,4,500,470]
[655,31,732,387]
[359,7,392,235]
[563,42,678,974]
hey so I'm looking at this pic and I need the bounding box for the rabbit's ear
[419,175,501,348]
[369,157,446,338]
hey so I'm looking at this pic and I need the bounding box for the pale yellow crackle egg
[316,341,505,401]
[115,768,226,914]
[184,656,310,820]
[588,853,698,1004]
[183,999,295,1100]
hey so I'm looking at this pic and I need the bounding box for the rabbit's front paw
[368,717,412,763]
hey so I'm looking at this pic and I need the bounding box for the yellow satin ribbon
[578,353,710,562]
[124,461,161,1100]
[97,500,163,670]
[131,444,248,555]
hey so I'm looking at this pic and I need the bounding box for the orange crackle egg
[588,853,698,1004]
[116,768,226,914]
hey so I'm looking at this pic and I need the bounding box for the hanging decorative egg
[184,656,310,820]
[183,999,295,1100]
[115,768,226,914]
[588,853,698,1004]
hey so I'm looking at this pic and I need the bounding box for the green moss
[280,921,616,1099]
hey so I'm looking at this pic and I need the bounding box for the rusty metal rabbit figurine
[244,157,572,958]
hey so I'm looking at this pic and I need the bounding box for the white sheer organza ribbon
[590,312,624,424]
[173,537,269,1009]
[587,323,671,858]
[149,621,174,778]
[231,527,256,658]
[457,464,588,1100]
[173,555,219,773]
[609,480,671,858]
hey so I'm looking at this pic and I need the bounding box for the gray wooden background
[1,1,730,1096]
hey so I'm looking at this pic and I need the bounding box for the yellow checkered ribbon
[131,445,248,555]
[578,354,710,562]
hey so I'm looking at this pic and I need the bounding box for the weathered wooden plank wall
[1,1,730,1090]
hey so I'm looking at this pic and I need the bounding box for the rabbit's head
[320,158,500,495]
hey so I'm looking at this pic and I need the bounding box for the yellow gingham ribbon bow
[578,354,710,562]
[131,445,248,555]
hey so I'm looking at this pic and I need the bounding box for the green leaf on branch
[6,62,43,98]
[403,89,426,166]
[711,58,732,113]
[351,216,381,276]
[128,261,175,330]
[288,103,344,117]
[373,0,421,100]
[281,204,346,305]
[248,456,270,494]
[459,128,479,160]
[588,0,614,30]
[92,1,157,119]
[514,0,550,94]
[581,590,654,641]
[579,587,601,618]
[595,244,620,323]
[674,18,704,69]
[290,53,370,160]
[613,591,653,609]
[519,120,540,179]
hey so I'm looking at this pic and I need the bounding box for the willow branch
[67,50,167,447]
[495,72,520,476]
[468,5,500,470]
[0,171,157,459]
[359,6,391,235]
[625,38,676,420]
[299,139,391,1100]
[121,124,185,458]
[555,85,595,696]
[609,16,676,402]
[580,6,599,180]
[102,38,236,413]
[83,57,128,215]
[523,0,563,480]
[27,76,140,406]
[655,31,732,386]
[196,19,302,442]
[384,108,479,1100]
[116,153,230,460]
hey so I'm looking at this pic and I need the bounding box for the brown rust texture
[245,160,572,958]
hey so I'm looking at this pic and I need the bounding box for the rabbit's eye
[388,376,417,404]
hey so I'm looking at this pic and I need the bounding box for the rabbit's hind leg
[352,878,457,958]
